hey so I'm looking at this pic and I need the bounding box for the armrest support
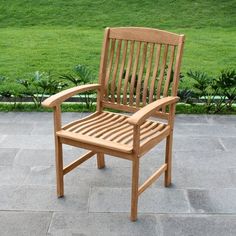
[127,96,179,126]
[42,84,101,108]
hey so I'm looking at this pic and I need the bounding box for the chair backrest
[98,27,185,117]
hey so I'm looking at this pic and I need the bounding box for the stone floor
[0,112,236,236]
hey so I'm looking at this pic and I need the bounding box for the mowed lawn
[0,0,235,85]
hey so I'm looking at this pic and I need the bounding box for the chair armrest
[127,96,179,126]
[42,84,101,108]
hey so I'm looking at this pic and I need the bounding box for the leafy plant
[187,69,236,113]
[60,64,96,108]
[17,71,67,107]
[186,70,216,112]
[212,69,236,112]
[177,89,195,104]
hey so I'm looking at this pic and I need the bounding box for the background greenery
[0,0,235,83]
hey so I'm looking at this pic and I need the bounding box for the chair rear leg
[97,153,105,169]
[130,158,139,221]
[55,137,64,197]
[165,132,173,187]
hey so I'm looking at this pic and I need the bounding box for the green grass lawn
[0,0,235,86]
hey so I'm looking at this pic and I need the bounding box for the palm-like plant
[17,71,67,107]
[60,64,96,108]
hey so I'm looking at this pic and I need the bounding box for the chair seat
[57,111,169,154]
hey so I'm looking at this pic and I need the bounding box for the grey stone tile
[89,187,190,213]
[229,168,236,186]
[0,184,89,212]
[174,151,236,169]
[15,112,52,123]
[0,123,35,135]
[0,186,16,209]
[13,148,87,167]
[173,137,225,151]
[206,115,236,125]
[0,135,6,143]
[175,124,236,137]
[0,211,52,236]
[0,166,30,185]
[0,112,20,123]
[13,149,56,167]
[0,135,56,149]
[24,165,56,186]
[24,165,151,188]
[188,188,236,213]
[220,137,236,151]
[31,123,54,135]
[158,167,236,189]
[175,114,208,124]
[0,148,19,165]
[49,212,159,236]
[157,214,236,236]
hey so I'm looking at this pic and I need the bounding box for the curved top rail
[108,27,185,45]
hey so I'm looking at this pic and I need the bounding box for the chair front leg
[55,136,64,197]
[164,131,173,187]
[97,153,105,169]
[130,157,140,221]
[53,106,64,197]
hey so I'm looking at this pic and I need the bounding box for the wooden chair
[42,27,185,221]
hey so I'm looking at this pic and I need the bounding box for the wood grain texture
[44,27,185,222]
[42,84,101,108]
[109,27,181,45]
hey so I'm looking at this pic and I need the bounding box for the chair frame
[42,27,185,221]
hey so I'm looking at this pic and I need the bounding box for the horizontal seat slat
[57,130,133,153]
[60,111,168,154]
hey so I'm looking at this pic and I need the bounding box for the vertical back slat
[110,40,122,102]
[123,41,135,105]
[156,44,168,99]
[172,36,185,96]
[135,42,147,107]
[162,45,175,112]
[97,28,110,112]
[117,40,128,104]
[129,42,141,106]
[149,44,161,103]
[142,43,154,105]
[104,39,116,98]
[163,45,175,97]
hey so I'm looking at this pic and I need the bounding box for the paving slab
[48,212,159,236]
[24,165,152,188]
[0,165,30,185]
[0,148,19,166]
[89,187,190,213]
[206,115,236,125]
[0,211,52,236]
[0,123,35,135]
[220,137,236,151]
[0,112,235,235]
[0,112,21,123]
[175,123,236,137]
[157,214,236,236]
[174,150,236,169]
[154,167,236,189]
[0,184,89,212]
[175,114,208,124]
[173,136,225,151]
[188,188,236,213]
[13,148,93,167]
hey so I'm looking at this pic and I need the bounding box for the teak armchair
[42,27,185,221]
